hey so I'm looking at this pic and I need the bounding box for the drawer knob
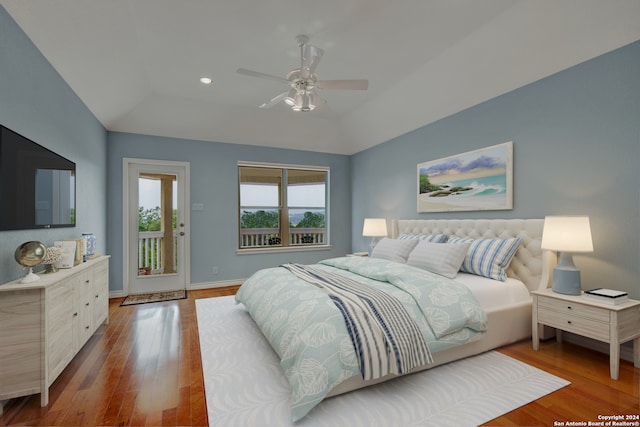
[567,320,572,324]
[86,302,90,306]
[567,306,572,310]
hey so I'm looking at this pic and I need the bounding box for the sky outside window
[139,178,177,209]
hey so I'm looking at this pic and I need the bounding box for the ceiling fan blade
[303,44,324,75]
[237,68,288,84]
[316,79,369,90]
[258,91,289,109]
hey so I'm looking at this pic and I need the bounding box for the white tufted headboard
[391,219,555,293]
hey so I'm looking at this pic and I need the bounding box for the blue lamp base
[552,268,582,295]
[367,238,377,256]
[551,251,582,295]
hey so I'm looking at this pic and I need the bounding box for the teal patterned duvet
[235,256,488,422]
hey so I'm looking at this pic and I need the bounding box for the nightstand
[532,288,640,380]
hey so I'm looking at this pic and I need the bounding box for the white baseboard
[110,279,246,298]
[188,279,246,290]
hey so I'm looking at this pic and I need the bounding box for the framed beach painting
[417,141,513,213]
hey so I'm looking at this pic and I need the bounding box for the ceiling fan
[237,34,369,112]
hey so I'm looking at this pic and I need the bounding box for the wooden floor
[1,286,638,426]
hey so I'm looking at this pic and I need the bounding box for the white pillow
[407,241,471,278]
[448,237,522,281]
[370,237,418,263]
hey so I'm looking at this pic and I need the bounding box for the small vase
[82,233,97,260]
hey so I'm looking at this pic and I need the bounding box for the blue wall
[351,41,640,298]
[3,5,639,300]
[106,132,351,292]
[0,7,107,283]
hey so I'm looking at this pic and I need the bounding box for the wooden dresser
[0,256,110,412]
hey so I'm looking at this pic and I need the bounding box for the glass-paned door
[126,160,189,294]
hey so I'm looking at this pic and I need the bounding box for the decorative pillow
[397,233,448,243]
[447,236,522,281]
[407,241,471,278]
[370,237,418,263]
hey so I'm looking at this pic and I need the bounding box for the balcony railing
[138,231,178,274]
[138,228,325,274]
[240,227,326,248]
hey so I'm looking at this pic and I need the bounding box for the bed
[234,218,555,421]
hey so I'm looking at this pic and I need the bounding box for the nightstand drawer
[538,307,610,341]
[537,295,609,322]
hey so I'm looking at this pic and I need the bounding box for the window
[238,162,329,251]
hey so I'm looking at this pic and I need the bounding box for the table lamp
[541,215,593,295]
[363,218,388,255]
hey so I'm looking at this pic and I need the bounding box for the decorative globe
[14,241,47,283]
[15,241,47,267]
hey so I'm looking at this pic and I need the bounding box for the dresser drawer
[537,295,610,322]
[538,307,610,341]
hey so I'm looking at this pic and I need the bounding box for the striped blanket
[282,263,432,380]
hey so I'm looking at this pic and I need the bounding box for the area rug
[120,289,187,306]
[196,296,570,427]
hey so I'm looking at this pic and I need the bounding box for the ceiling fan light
[292,93,315,112]
[308,92,319,107]
[305,93,317,111]
[291,93,303,111]
[284,88,297,106]
[301,95,311,111]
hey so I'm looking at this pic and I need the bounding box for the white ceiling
[2,0,639,155]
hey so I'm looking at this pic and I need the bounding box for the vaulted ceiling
[2,0,639,154]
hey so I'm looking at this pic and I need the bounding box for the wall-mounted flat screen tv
[0,125,76,230]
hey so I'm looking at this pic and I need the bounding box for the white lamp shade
[362,218,388,237]
[541,216,593,253]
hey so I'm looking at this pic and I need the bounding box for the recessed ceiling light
[199,77,213,85]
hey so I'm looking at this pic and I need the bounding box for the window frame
[237,161,331,254]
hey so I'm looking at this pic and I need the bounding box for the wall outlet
[212,266,218,275]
